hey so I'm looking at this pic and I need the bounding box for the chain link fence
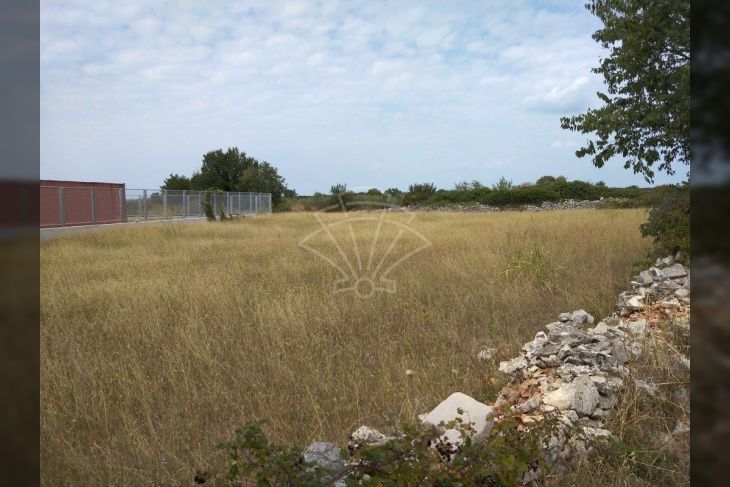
[124,190,272,221]
[40,186,272,228]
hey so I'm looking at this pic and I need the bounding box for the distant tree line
[162,147,295,207]
[280,176,684,211]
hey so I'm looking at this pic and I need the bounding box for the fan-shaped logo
[298,199,431,297]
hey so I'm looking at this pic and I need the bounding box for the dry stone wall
[397,198,618,213]
[303,256,690,481]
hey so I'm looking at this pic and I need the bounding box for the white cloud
[40,0,684,193]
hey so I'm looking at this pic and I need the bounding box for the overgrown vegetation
[40,210,648,486]
[202,191,216,221]
[640,186,690,260]
[503,243,563,292]
[281,177,678,212]
[202,415,555,486]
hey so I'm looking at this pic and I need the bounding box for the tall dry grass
[41,209,649,486]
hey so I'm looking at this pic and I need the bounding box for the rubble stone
[420,392,494,444]
[350,426,393,446]
[663,263,688,279]
[498,355,528,374]
[303,442,345,471]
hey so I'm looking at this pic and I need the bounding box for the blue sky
[40,0,686,194]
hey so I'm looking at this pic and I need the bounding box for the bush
[492,177,514,191]
[640,188,689,259]
[202,192,216,221]
[536,179,601,201]
[403,183,437,205]
[481,187,561,206]
[329,183,354,209]
[200,417,555,486]
[429,188,489,206]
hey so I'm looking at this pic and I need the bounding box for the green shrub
[202,192,216,221]
[481,187,561,206]
[640,188,689,259]
[201,416,556,486]
[492,177,514,191]
[329,183,354,210]
[534,179,601,201]
[403,183,437,205]
[429,188,490,206]
[218,207,228,221]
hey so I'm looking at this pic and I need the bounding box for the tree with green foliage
[161,173,191,190]
[455,180,485,191]
[164,147,293,207]
[198,148,246,191]
[492,177,513,192]
[404,183,437,205]
[239,159,292,206]
[640,186,689,258]
[560,0,689,183]
[535,176,557,185]
[328,183,353,209]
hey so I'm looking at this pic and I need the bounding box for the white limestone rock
[628,319,647,336]
[350,426,393,446]
[591,322,609,335]
[571,309,594,325]
[303,442,345,471]
[498,355,528,375]
[543,387,572,410]
[663,263,688,279]
[543,375,599,417]
[582,427,612,440]
[420,392,494,444]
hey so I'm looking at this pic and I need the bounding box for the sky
[40,0,687,194]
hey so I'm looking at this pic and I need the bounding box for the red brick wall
[40,180,126,228]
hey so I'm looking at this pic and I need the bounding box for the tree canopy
[162,147,294,206]
[560,0,689,183]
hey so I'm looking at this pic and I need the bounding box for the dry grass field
[41,209,650,486]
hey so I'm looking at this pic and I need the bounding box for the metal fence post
[91,187,96,224]
[163,190,167,218]
[267,193,272,213]
[182,190,187,217]
[58,187,65,226]
[213,193,217,216]
[143,189,148,220]
[249,193,253,214]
